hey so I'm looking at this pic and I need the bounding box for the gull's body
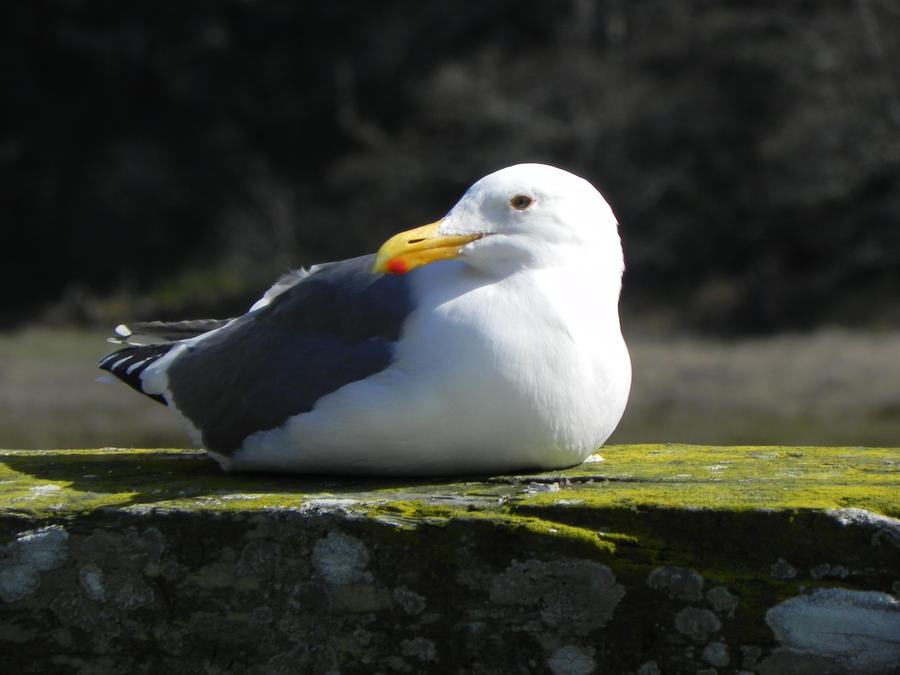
[100,163,631,475]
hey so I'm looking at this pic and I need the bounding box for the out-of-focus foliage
[3,1,899,333]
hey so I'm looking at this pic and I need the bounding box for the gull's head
[373,163,623,278]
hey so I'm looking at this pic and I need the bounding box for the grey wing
[110,319,235,345]
[163,254,414,456]
[248,267,311,311]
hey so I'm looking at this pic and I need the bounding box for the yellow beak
[372,220,483,275]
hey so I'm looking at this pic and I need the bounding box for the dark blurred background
[2,1,900,449]
[4,0,899,333]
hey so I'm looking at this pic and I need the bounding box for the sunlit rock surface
[1,445,898,673]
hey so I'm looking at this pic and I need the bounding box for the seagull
[100,163,631,475]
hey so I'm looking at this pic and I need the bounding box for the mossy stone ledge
[1,444,898,674]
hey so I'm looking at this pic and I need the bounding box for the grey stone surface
[1,445,899,673]
[765,589,900,674]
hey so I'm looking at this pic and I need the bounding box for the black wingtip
[99,344,173,405]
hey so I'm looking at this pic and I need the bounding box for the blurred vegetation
[3,1,900,333]
[3,328,898,449]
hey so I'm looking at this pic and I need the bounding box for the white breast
[225,261,630,475]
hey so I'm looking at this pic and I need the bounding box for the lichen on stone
[0,525,69,602]
[647,566,705,601]
[0,444,898,673]
[674,606,722,641]
[547,644,596,675]
[765,588,900,672]
[489,558,625,634]
[312,531,372,585]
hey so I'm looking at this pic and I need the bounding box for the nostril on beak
[408,238,425,244]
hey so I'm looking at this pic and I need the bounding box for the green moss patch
[1,444,897,520]
[2,444,898,673]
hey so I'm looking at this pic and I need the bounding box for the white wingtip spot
[114,324,132,337]
[98,353,119,367]
[110,356,131,371]
[125,357,152,375]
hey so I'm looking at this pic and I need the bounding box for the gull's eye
[510,194,535,211]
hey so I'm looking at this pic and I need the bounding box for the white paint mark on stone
[312,531,371,585]
[765,587,900,672]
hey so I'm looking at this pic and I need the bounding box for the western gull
[100,163,631,475]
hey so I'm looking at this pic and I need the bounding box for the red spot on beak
[386,258,409,275]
